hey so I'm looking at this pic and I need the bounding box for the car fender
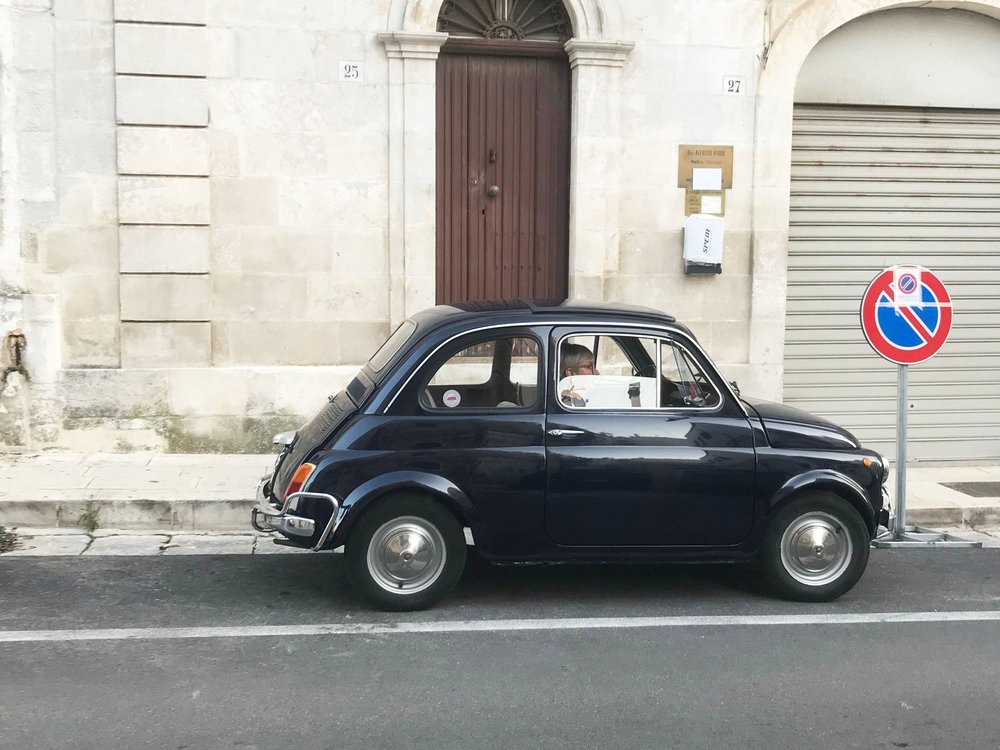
[767,469,876,533]
[329,470,480,546]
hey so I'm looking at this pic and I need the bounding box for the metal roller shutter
[783,104,1000,462]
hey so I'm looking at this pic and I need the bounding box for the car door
[544,326,757,547]
[376,329,548,557]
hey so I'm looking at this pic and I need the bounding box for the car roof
[411,298,678,329]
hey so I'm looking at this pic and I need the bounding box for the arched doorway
[435,0,573,303]
[781,7,1000,462]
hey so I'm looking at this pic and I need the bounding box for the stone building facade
[1,0,999,458]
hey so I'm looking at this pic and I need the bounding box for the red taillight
[283,463,316,506]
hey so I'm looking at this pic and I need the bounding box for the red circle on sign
[860,267,953,365]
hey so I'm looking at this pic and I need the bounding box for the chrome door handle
[548,429,585,437]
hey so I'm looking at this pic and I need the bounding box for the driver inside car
[559,343,598,406]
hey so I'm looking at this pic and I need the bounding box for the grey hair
[560,343,594,375]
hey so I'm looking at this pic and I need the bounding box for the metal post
[895,364,907,538]
[874,363,979,548]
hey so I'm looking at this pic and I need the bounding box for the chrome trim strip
[250,488,341,546]
[382,319,747,417]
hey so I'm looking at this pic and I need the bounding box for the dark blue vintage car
[251,299,890,610]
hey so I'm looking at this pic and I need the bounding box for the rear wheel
[346,495,466,611]
[761,493,870,602]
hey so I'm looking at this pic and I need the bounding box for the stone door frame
[380,0,633,325]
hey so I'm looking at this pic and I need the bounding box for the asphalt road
[2,549,1000,749]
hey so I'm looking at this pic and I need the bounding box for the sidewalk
[2,452,1000,554]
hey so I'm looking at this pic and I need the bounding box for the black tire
[345,494,466,611]
[761,493,870,602]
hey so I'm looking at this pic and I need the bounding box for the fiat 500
[251,299,889,610]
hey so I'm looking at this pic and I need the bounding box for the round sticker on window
[442,389,461,408]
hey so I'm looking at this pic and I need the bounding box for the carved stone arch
[747,0,1000,401]
[387,0,618,40]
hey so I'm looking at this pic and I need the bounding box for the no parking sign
[860,265,974,547]
[860,265,953,365]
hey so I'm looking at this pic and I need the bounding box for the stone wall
[2,0,999,451]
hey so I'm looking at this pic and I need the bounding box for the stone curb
[0,496,996,535]
[0,497,254,531]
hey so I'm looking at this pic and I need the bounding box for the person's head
[561,343,598,378]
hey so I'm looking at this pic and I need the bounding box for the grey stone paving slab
[162,534,256,555]
[2,534,90,556]
[252,535,312,554]
[84,535,170,555]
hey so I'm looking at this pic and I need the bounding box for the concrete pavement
[2,452,1000,554]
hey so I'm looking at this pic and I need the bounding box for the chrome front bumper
[250,476,341,548]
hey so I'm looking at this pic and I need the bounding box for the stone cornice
[378,31,449,60]
[564,39,635,69]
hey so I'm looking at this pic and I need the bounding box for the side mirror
[730,380,741,396]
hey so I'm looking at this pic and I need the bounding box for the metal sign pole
[894,364,907,539]
[867,265,979,549]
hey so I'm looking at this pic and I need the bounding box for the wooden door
[436,40,571,304]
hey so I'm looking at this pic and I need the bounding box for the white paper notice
[700,195,723,214]
[692,167,722,191]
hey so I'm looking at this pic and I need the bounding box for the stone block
[239,227,332,273]
[12,12,54,72]
[167,368,256,415]
[60,272,119,319]
[278,178,387,226]
[41,226,118,273]
[118,176,210,225]
[210,227,241,272]
[212,274,308,321]
[308,274,388,321]
[207,0,333,29]
[119,226,210,273]
[61,367,169,419]
[272,366,354,415]
[116,76,208,126]
[19,131,55,202]
[114,0,206,24]
[115,24,206,77]
[120,274,212,320]
[339,321,390,364]
[330,226,388,276]
[240,131,327,177]
[211,178,278,225]
[324,131,389,180]
[57,70,115,124]
[212,322,339,366]
[117,127,209,176]
[18,71,55,131]
[121,322,211,366]
[207,129,239,177]
[207,28,237,78]
[57,123,117,176]
[62,319,121,368]
[238,28,317,80]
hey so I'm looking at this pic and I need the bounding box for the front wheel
[346,495,466,611]
[761,494,870,602]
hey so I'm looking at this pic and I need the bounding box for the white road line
[3,611,1000,643]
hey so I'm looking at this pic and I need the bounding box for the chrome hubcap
[367,516,446,594]
[779,512,852,587]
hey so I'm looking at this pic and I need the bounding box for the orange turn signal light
[283,463,316,505]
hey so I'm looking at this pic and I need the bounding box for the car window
[557,334,721,410]
[558,335,658,409]
[661,340,720,408]
[422,336,539,410]
[367,320,416,372]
